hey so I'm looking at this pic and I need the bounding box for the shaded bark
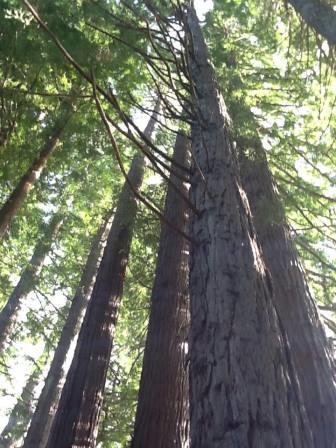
[46,102,159,448]
[0,361,42,448]
[132,132,190,448]
[288,0,336,45]
[0,213,63,354]
[23,210,113,448]
[239,139,336,447]
[183,5,313,446]
[0,99,73,240]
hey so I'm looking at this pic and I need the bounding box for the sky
[195,0,213,20]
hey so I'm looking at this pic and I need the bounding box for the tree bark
[131,131,190,448]
[239,139,336,447]
[23,210,113,448]
[0,360,42,448]
[288,0,336,45]
[0,213,63,354]
[184,5,314,446]
[0,99,73,240]
[46,102,159,448]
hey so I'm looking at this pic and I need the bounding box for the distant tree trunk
[183,5,314,446]
[23,210,113,448]
[0,213,63,354]
[131,132,190,448]
[239,138,336,447]
[0,99,73,240]
[288,0,336,45]
[0,360,42,448]
[46,101,159,448]
[0,116,17,149]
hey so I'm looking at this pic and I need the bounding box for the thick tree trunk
[46,103,159,448]
[0,213,63,353]
[288,0,336,45]
[23,211,113,448]
[0,361,42,448]
[184,5,314,446]
[239,141,336,447]
[131,132,190,448]
[0,99,73,240]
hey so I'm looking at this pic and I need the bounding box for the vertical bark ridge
[0,99,73,240]
[46,101,160,448]
[0,213,63,354]
[132,131,190,448]
[239,142,336,447]
[23,210,113,448]
[183,5,314,447]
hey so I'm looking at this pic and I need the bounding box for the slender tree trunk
[0,99,73,240]
[0,213,63,354]
[288,0,336,45]
[23,210,113,448]
[0,360,42,448]
[132,132,190,448]
[183,5,314,446]
[239,140,336,447]
[0,118,17,148]
[46,102,159,448]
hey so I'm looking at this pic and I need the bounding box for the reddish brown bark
[239,141,336,447]
[183,5,314,446]
[23,210,113,448]
[46,104,159,448]
[132,131,190,448]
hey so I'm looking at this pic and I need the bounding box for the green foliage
[0,0,335,446]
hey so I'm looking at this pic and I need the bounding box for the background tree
[23,208,113,448]
[132,131,190,448]
[46,101,160,448]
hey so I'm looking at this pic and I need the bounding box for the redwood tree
[23,209,113,448]
[182,4,314,445]
[132,131,190,448]
[239,136,336,447]
[46,102,159,448]
[0,99,73,240]
[0,212,63,354]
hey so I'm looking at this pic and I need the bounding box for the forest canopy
[0,0,335,447]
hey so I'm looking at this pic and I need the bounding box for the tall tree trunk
[0,213,63,354]
[0,359,42,448]
[0,99,73,240]
[288,0,336,45]
[239,138,336,447]
[46,102,159,448]
[131,132,190,448]
[23,210,113,448]
[183,5,314,446]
